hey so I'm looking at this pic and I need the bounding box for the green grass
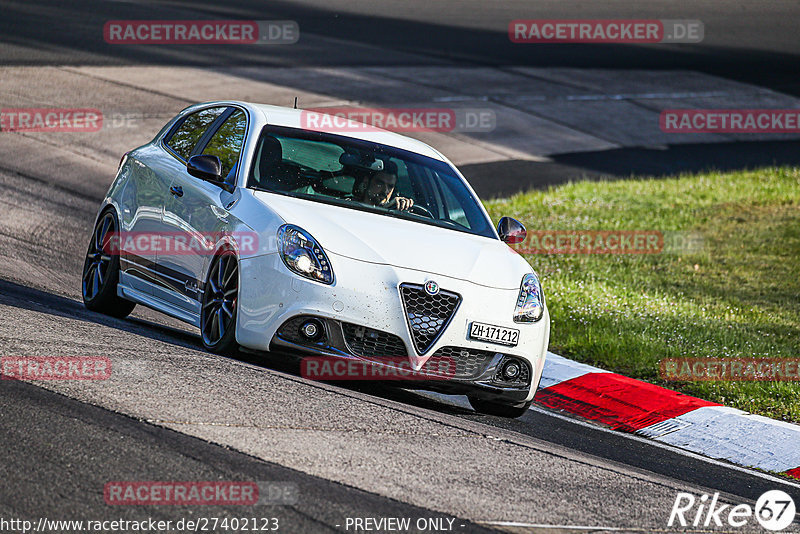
[484,167,800,423]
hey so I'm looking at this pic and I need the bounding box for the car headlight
[513,272,544,323]
[277,224,334,285]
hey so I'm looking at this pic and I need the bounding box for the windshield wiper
[250,187,388,215]
[249,187,476,235]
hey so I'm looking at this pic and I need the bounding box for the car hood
[254,192,531,290]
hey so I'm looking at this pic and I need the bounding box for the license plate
[468,321,519,347]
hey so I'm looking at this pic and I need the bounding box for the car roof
[234,102,447,161]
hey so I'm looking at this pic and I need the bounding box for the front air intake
[399,283,461,355]
[342,323,407,358]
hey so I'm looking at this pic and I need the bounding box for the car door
[159,107,247,318]
[117,106,224,297]
[117,149,171,297]
[126,105,227,310]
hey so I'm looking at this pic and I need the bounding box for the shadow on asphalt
[6,2,800,198]
[0,378,498,533]
[4,277,800,503]
[5,0,800,98]
[462,140,800,198]
[0,278,473,418]
[0,278,203,351]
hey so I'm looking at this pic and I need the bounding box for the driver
[355,168,414,211]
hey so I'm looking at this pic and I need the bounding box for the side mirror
[187,155,234,193]
[187,154,221,180]
[497,216,527,244]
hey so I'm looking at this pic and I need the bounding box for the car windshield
[247,126,496,239]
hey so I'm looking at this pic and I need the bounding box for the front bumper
[236,251,550,403]
[270,315,534,403]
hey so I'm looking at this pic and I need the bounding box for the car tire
[468,396,533,418]
[82,208,136,318]
[200,249,240,354]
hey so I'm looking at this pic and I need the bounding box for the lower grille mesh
[421,346,496,379]
[342,323,407,358]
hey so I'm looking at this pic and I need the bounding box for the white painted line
[435,90,772,103]
[433,96,490,102]
[408,389,800,487]
[650,406,800,473]
[564,90,742,101]
[528,404,800,489]
[636,418,692,439]
[478,520,627,531]
[416,352,800,481]
[538,353,800,475]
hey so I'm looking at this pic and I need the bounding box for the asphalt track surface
[5,0,800,184]
[2,1,800,532]
[4,0,800,94]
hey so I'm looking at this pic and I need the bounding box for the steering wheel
[409,204,434,218]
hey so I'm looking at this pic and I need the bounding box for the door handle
[170,185,183,198]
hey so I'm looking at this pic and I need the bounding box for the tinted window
[201,110,247,180]
[248,127,494,238]
[165,107,225,160]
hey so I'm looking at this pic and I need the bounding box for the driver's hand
[384,196,414,211]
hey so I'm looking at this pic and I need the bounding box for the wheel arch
[199,242,241,353]
[199,239,242,298]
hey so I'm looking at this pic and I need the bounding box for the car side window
[200,110,247,180]
[164,107,226,160]
[389,158,414,199]
[438,176,471,229]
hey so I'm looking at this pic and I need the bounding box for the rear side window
[200,110,247,180]
[164,107,226,160]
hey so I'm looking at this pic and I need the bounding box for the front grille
[422,346,496,379]
[342,323,407,358]
[400,284,461,354]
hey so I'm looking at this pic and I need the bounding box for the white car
[82,101,550,417]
